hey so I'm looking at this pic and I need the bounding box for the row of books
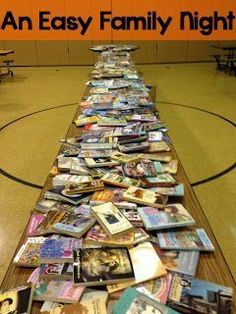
[1,44,233,314]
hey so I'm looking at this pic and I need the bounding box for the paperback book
[39,263,73,280]
[35,199,73,214]
[62,180,104,195]
[157,228,215,251]
[44,186,90,205]
[85,157,119,168]
[141,173,177,187]
[137,204,195,230]
[101,173,141,188]
[151,184,184,197]
[78,149,113,158]
[52,174,92,186]
[111,151,140,164]
[122,160,157,178]
[91,202,134,237]
[73,247,135,286]
[26,214,45,236]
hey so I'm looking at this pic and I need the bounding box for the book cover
[139,153,172,163]
[35,199,72,214]
[53,205,96,238]
[98,117,127,127]
[168,273,233,314]
[84,224,135,248]
[73,247,135,286]
[122,160,157,178]
[26,214,45,236]
[101,173,141,189]
[91,202,134,237]
[120,209,143,227]
[157,228,215,251]
[113,287,179,314]
[137,204,195,230]
[39,237,82,264]
[44,187,90,205]
[85,157,119,168]
[151,184,184,197]
[141,173,177,187]
[118,142,150,153]
[78,149,113,158]
[35,211,64,235]
[39,263,73,280]
[146,141,171,152]
[111,151,141,164]
[148,131,163,142]
[41,303,87,314]
[90,188,137,210]
[52,174,92,186]
[75,115,100,126]
[154,246,199,276]
[14,237,46,267]
[123,186,168,209]
[133,228,150,245]
[0,285,34,314]
[62,180,104,195]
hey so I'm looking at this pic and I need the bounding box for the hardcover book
[101,173,141,188]
[52,205,96,238]
[157,228,215,251]
[73,247,135,286]
[84,224,135,248]
[39,237,82,264]
[39,263,73,280]
[160,247,199,277]
[113,287,179,314]
[14,237,46,267]
[137,204,195,230]
[168,273,233,314]
[91,202,134,237]
[123,186,168,209]
[0,285,34,314]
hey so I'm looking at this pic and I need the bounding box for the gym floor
[0,63,235,284]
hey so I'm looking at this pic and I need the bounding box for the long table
[1,56,235,313]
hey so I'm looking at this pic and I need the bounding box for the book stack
[5,44,233,314]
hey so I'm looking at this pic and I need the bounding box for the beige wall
[0,41,234,65]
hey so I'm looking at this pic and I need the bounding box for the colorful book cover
[26,214,45,236]
[53,205,96,238]
[78,149,113,158]
[137,204,195,230]
[14,237,46,267]
[35,211,63,235]
[141,173,177,187]
[63,180,104,195]
[98,117,127,126]
[113,287,179,314]
[157,228,215,251]
[84,224,135,247]
[102,173,141,189]
[75,115,100,126]
[150,184,184,197]
[73,247,135,286]
[0,285,34,314]
[138,153,172,163]
[35,199,72,213]
[85,157,119,168]
[122,160,157,178]
[120,209,143,227]
[154,246,199,276]
[44,187,90,205]
[40,263,73,279]
[111,151,141,164]
[123,186,168,209]
[168,273,233,314]
[52,174,92,186]
[39,237,82,263]
[91,202,134,237]
[41,303,87,314]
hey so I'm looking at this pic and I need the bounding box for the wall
[0,40,235,66]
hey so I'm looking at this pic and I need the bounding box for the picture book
[111,151,140,164]
[39,237,82,264]
[113,287,179,314]
[137,204,195,230]
[146,141,171,152]
[0,285,34,314]
[91,202,134,237]
[13,237,46,267]
[62,180,104,195]
[28,268,85,303]
[157,228,215,251]
[154,246,199,276]
[85,157,119,168]
[168,273,233,314]
[122,160,157,178]
[39,263,73,280]
[123,186,168,209]
[107,242,167,293]
[35,199,73,214]
[52,205,96,238]
[84,224,135,248]
[26,214,45,236]
[151,184,184,197]
[44,187,90,205]
[141,173,177,187]
[73,247,135,286]
[90,188,137,210]
[101,173,141,188]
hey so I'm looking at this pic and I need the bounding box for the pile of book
[2,44,233,314]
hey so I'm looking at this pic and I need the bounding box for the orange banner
[0,0,235,40]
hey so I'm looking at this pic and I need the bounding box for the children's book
[168,273,233,314]
[39,237,82,264]
[90,188,137,210]
[85,157,119,168]
[0,285,34,314]
[39,263,73,280]
[73,247,135,286]
[91,202,134,237]
[157,228,215,251]
[123,186,168,209]
[113,287,179,314]
[101,173,141,188]
[137,204,195,230]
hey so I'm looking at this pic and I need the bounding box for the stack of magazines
[3,44,233,314]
